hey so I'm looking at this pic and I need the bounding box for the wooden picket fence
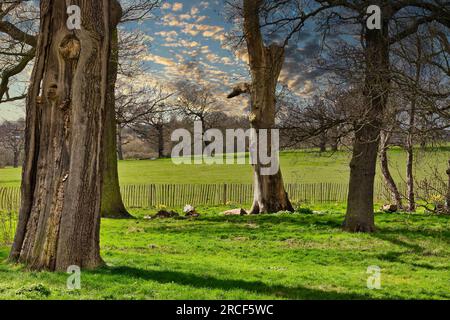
[0,181,446,210]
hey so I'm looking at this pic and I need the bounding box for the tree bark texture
[10,0,120,271]
[243,0,293,214]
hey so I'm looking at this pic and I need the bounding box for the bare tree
[0,119,24,168]
[0,0,161,219]
[225,0,330,213]
[317,0,450,232]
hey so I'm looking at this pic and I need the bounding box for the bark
[101,26,132,219]
[243,0,293,214]
[343,18,390,233]
[10,0,120,271]
[379,131,403,209]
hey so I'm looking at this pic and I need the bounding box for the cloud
[172,2,183,12]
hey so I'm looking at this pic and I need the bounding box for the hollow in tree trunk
[344,20,390,233]
[10,0,121,271]
[379,131,403,209]
[243,0,293,214]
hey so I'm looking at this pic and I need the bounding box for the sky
[1,0,325,122]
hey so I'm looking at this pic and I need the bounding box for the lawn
[0,206,449,300]
[0,147,448,187]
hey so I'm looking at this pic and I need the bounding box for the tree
[318,0,450,232]
[226,0,299,213]
[0,0,160,219]
[10,0,121,271]
[0,119,24,168]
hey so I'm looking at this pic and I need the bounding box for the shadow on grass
[370,232,450,271]
[95,266,371,300]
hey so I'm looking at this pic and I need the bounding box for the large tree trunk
[101,26,132,219]
[10,0,120,271]
[379,131,403,209]
[244,0,293,214]
[343,18,390,232]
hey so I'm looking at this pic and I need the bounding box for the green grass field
[0,206,449,299]
[0,147,448,300]
[0,147,448,187]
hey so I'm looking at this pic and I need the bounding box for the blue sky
[126,0,249,89]
[1,0,324,121]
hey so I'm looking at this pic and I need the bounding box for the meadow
[0,207,449,299]
[0,147,448,187]
[0,147,448,300]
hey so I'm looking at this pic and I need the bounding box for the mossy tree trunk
[101,25,132,219]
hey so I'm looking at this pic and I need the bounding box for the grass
[0,147,448,187]
[0,206,449,300]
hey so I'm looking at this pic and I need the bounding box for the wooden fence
[0,183,344,210]
[1,181,445,210]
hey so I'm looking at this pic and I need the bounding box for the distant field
[0,148,448,187]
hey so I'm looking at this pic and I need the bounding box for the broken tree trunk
[243,0,293,214]
[10,0,120,271]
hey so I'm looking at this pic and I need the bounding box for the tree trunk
[244,0,293,214]
[405,141,415,212]
[379,131,403,209]
[405,59,420,213]
[446,159,450,214]
[13,150,19,168]
[10,0,120,271]
[117,125,124,160]
[331,139,338,152]
[155,123,164,158]
[343,19,390,233]
[101,26,132,219]
[319,134,327,153]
